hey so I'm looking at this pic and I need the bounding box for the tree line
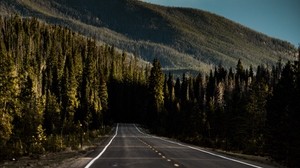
[0,16,148,158]
[147,56,299,167]
[0,16,299,167]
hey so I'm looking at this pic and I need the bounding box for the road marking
[174,163,180,167]
[134,124,262,168]
[96,157,165,160]
[85,124,119,168]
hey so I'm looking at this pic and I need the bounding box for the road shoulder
[0,131,114,168]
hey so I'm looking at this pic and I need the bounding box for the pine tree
[181,73,189,102]
[148,59,164,112]
[194,73,204,107]
[236,59,245,81]
[0,39,16,152]
[167,73,175,101]
[148,59,164,129]
[99,78,108,126]
[266,61,299,166]
[245,73,269,154]
[174,78,181,99]
[163,74,169,102]
[43,91,61,135]
[14,75,45,154]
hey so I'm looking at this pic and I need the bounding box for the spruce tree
[148,59,164,129]
[167,73,175,101]
[266,61,299,166]
[0,39,16,151]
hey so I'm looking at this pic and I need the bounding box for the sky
[142,0,300,47]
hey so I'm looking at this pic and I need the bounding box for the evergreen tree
[0,39,16,152]
[163,74,170,102]
[14,75,45,154]
[236,59,245,81]
[174,77,181,99]
[43,91,61,135]
[148,59,164,129]
[266,61,299,166]
[167,73,175,101]
[245,73,269,154]
[99,78,108,126]
[181,73,189,102]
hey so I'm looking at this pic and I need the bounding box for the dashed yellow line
[136,137,181,167]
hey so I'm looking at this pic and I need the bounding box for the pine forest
[0,16,299,167]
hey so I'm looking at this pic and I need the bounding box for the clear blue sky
[142,0,300,47]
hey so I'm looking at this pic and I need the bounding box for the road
[84,124,274,168]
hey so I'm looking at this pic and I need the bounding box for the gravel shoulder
[0,135,111,168]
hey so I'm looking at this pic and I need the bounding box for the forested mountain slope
[0,0,296,72]
[0,16,148,159]
[0,15,299,168]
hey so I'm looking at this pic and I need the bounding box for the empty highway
[84,124,274,168]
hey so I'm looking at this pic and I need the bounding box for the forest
[1,0,295,72]
[0,16,299,167]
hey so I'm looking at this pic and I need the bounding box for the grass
[0,127,114,168]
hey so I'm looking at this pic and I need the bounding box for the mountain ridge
[0,0,296,72]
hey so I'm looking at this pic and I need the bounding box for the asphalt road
[84,124,274,168]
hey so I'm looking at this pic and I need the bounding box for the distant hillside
[0,0,296,72]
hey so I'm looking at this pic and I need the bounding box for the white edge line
[85,123,119,168]
[134,124,262,168]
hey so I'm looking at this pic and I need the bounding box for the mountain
[0,0,296,72]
